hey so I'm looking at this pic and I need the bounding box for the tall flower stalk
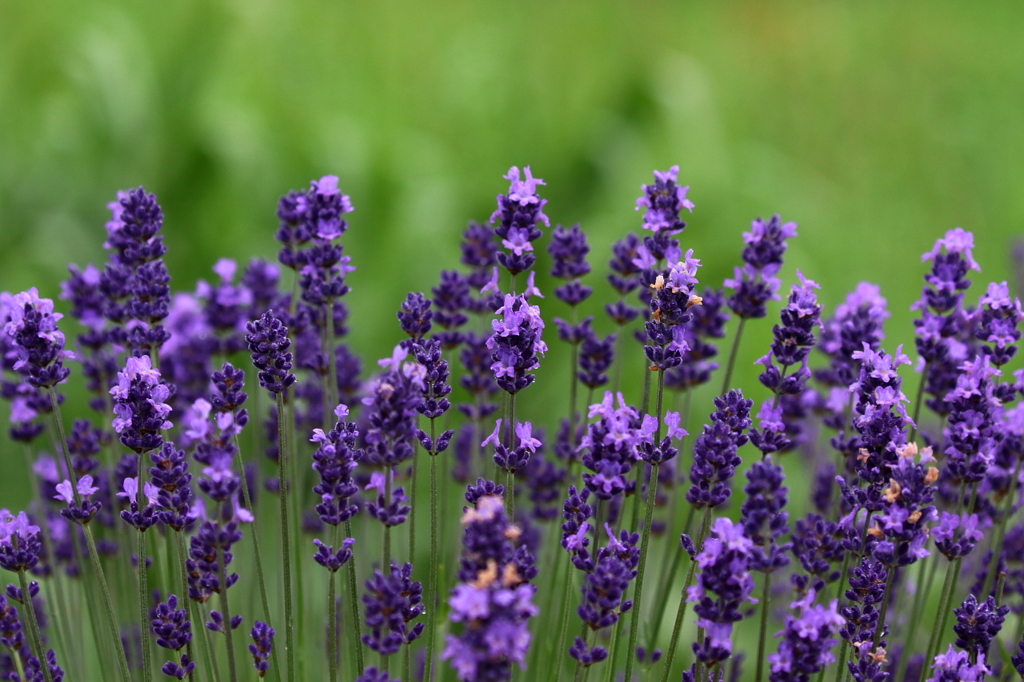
[246,311,298,682]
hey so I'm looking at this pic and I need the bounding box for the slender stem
[11,645,27,682]
[921,557,958,682]
[754,572,772,682]
[343,518,364,674]
[231,434,274,626]
[425,447,439,682]
[895,555,934,682]
[275,392,296,682]
[552,550,576,682]
[604,609,622,682]
[981,457,1023,598]
[909,362,929,443]
[384,467,393,571]
[328,525,340,682]
[136,453,154,682]
[198,602,224,682]
[647,503,696,652]
[720,318,746,395]
[18,569,54,682]
[623,461,660,682]
[83,525,133,682]
[611,322,625,394]
[659,506,712,682]
[871,567,896,650]
[403,643,412,682]
[216,519,239,682]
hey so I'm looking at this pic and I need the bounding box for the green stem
[215,518,239,682]
[981,457,1023,598]
[276,392,296,682]
[895,555,934,682]
[384,467,393,572]
[553,551,576,682]
[871,567,896,650]
[623,461,660,682]
[647,504,696,652]
[909,362,929,443]
[921,557,958,682]
[426,446,439,682]
[83,525,133,682]
[720,318,746,395]
[18,569,54,682]
[136,453,154,682]
[344,518,364,674]
[754,572,772,682]
[328,524,340,682]
[659,506,712,682]
[49,383,129,682]
[232,435,274,627]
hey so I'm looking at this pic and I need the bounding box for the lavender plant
[5,167,1024,682]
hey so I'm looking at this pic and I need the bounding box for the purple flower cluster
[768,589,843,682]
[578,392,643,502]
[740,458,791,574]
[687,390,753,509]
[443,494,537,681]
[362,345,423,469]
[310,404,362,527]
[2,289,73,390]
[725,215,796,320]
[248,621,275,677]
[110,355,172,454]
[634,165,694,235]
[642,250,702,371]
[151,594,195,679]
[686,518,757,667]
[361,561,425,655]
[490,166,549,277]
[245,311,297,394]
[573,524,639,665]
[487,293,546,395]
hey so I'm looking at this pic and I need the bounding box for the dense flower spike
[0,511,42,573]
[362,345,423,469]
[487,293,546,395]
[361,561,425,655]
[110,355,172,453]
[642,249,702,371]
[635,165,694,234]
[952,594,1007,661]
[724,215,796,320]
[311,404,362,526]
[687,518,757,667]
[245,310,297,394]
[740,457,791,573]
[687,390,753,509]
[912,228,980,418]
[443,494,537,681]
[248,622,275,677]
[490,166,549,276]
[3,289,72,389]
[576,524,639,636]
[768,589,843,682]
[151,595,196,679]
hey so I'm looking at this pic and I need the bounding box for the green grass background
[3,2,1024,677]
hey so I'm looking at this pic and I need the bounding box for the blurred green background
[2,2,1024,514]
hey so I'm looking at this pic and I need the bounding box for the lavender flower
[952,594,1007,661]
[443,493,537,681]
[549,223,592,314]
[576,524,639,640]
[311,404,362,526]
[248,621,275,677]
[312,537,354,572]
[912,228,979,418]
[642,250,702,371]
[634,165,694,234]
[432,270,470,348]
[925,645,990,682]
[754,272,820,407]
[740,458,791,574]
[362,345,423,469]
[487,293,546,395]
[687,390,753,509]
[0,593,26,662]
[151,594,196,679]
[186,520,241,603]
[839,556,887,674]
[355,667,397,682]
[0,512,41,573]
[490,166,549,277]
[725,216,797,320]
[686,517,757,667]
[362,561,425,655]
[245,311,297,394]
[768,589,843,682]
[3,288,72,389]
[53,476,101,525]
[110,355,172,454]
